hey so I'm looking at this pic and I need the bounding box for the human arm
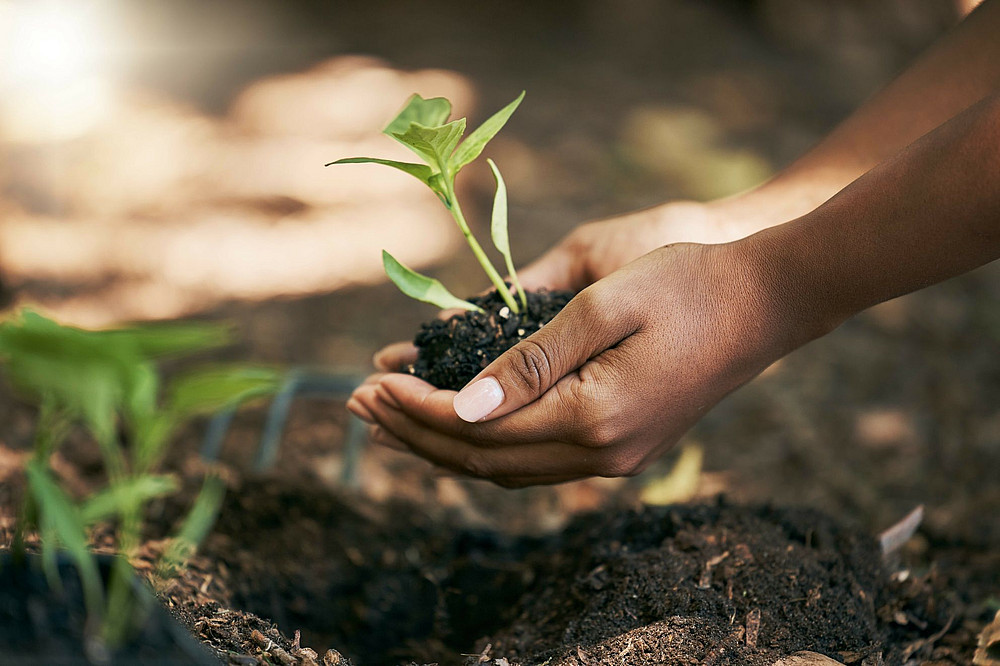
[518,0,1000,292]
[348,92,1000,486]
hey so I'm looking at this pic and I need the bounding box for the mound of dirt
[484,502,902,665]
[151,481,960,665]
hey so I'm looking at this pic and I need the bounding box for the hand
[348,241,789,487]
[516,200,761,293]
[364,195,785,376]
[363,202,739,376]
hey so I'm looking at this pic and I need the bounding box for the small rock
[773,652,844,665]
[975,610,1000,665]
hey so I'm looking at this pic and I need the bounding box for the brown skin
[348,2,1000,486]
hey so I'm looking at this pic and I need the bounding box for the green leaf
[26,460,104,619]
[80,474,179,525]
[328,158,448,201]
[390,118,467,171]
[166,365,282,418]
[487,159,511,257]
[327,157,435,182]
[131,413,174,475]
[382,251,483,312]
[100,321,232,360]
[486,159,527,311]
[383,94,452,137]
[450,91,525,173]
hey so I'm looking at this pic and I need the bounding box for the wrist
[729,220,848,363]
[706,166,854,239]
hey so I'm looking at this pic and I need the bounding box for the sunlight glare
[0,0,114,140]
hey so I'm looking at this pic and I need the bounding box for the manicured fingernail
[453,377,504,422]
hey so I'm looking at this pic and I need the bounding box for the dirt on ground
[1,1,998,665]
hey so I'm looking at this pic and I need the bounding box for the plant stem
[503,254,528,312]
[444,181,520,314]
[15,401,69,560]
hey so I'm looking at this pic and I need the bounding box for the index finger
[373,342,418,372]
[377,370,593,447]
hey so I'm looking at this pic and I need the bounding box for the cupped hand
[365,199,765,377]
[347,240,790,487]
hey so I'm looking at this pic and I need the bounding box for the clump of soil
[408,288,574,390]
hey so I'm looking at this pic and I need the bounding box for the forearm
[715,0,1000,229]
[751,92,1000,350]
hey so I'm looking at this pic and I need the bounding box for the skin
[348,1,1000,486]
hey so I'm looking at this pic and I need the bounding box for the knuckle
[507,340,554,395]
[575,396,622,449]
[573,285,605,314]
[574,287,624,331]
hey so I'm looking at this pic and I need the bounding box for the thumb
[516,244,586,292]
[452,288,632,423]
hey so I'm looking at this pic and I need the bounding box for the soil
[0,391,991,666]
[480,503,937,665]
[145,480,971,666]
[0,1,997,665]
[409,289,575,390]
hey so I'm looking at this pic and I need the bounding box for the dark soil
[483,503,910,665]
[148,477,967,666]
[0,393,987,666]
[409,289,574,390]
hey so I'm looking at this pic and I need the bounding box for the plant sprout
[329,92,528,315]
[0,309,282,648]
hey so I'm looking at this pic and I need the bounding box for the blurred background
[1,0,998,547]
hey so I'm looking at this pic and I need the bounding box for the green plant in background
[0,309,281,650]
[330,92,529,314]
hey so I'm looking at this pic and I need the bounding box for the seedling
[329,92,528,315]
[0,309,281,650]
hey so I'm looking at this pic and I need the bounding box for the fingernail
[372,349,390,371]
[346,397,375,424]
[453,377,504,422]
[370,427,406,452]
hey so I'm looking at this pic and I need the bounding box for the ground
[0,1,998,664]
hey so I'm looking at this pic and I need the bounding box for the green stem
[504,254,528,312]
[16,400,69,560]
[11,494,34,563]
[443,181,520,314]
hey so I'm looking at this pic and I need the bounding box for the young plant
[0,309,281,649]
[329,92,529,315]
